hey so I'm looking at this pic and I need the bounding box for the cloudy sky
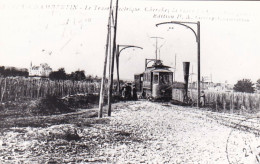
[0,0,259,84]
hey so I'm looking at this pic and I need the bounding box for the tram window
[153,74,159,84]
[169,74,173,83]
[159,73,170,84]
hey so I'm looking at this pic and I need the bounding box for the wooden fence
[0,77,101,102]
[187,89,260,113]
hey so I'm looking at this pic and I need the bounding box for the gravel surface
[0,101,259,163]
[100,101,231,163]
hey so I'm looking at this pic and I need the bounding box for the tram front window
[159,73,171,84]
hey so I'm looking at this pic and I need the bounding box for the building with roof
[29,62,52,77]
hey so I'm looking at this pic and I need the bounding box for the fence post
[223,93,226,113]
[236,94,240,111]
[215,94,218,112]
[1,78,7,102]
[240,94,244,115]
[37,79,41,98]
[258,95,260,113]
[230,93,234,114]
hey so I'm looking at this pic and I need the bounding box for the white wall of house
[29,63,52,77]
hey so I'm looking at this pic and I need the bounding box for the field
[0,77,100,102]
[1,77,260,116]
[174,89,260,114]
[0,101,260,163]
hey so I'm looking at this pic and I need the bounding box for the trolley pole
[150,37,164,61]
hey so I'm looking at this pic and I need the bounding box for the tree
[0,66,28,77]
[69,70,86,81]
[233,79,255,93]
[256,79,260,91]
[49,68,67,80]
[0,66,5,76]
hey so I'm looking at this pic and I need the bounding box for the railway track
[206,113,260,136]
[158,102,260,135]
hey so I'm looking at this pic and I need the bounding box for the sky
[0,0,259,84]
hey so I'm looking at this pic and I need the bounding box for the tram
[134,59,173,101]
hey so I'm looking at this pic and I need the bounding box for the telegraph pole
[107,0,119,117]
[98,0,113,118]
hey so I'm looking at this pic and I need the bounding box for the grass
[0,94,107,129]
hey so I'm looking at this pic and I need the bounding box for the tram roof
[152,69,173,73]
[147,65,171,69]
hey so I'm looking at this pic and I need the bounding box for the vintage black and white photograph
[0,0,260,163]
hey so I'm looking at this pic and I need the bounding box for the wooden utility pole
[107,0,119,117]
[98,0,113,118]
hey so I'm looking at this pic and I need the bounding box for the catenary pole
[108,0,119,116]
[116,45,143,93]
[116,45,120,94]
[98,0,113,118]
[197,21,201,108]
[156,21,201,108]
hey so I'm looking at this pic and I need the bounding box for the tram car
[134,59,173,101]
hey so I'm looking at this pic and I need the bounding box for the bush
[233,79,255,93]
[33,95,75,115]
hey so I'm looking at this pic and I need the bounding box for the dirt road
[0,101,259,163]
[101,101,231,163]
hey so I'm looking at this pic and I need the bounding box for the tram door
[152,72,159,98]
[153,73,159,87]
[150,72,153,92]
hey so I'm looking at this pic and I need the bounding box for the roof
[152,69,172,73]
[147,65,171,70]
[134,73,144,76]
[142,59,173,74]
[172,82,185,89]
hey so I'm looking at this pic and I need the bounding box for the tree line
[49,68,90,81]
[0,66,29,77]
[49,68,102,82]
[0,66,100,82]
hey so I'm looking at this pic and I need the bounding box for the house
[189,81,234,92]
[29,62,52,77]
